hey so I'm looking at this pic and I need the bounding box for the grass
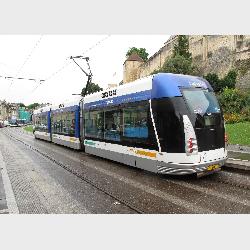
[226,122,250,146]
[23,125,33,133]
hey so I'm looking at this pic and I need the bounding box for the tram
[33,73,227,176]
[33,105,51,141]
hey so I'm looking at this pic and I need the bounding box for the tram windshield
[182,89,221,115]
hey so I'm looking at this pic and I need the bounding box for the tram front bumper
[157,159,226,177]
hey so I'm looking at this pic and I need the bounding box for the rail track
[2,128,250,215]
[2,130,145,214]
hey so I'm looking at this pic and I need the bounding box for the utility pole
[69,56,92,97]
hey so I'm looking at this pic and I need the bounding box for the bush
[223,113,243,124]
[218,87,250,123]
[220,70,237,89]
[218,87,248,113]
[204,70,237,93]
[204,73,221,92]
[160,54,196,75]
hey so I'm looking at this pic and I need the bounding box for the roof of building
[125,53,144,62]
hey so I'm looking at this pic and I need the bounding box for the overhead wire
[9,35,43,88]
[31,35,111,94]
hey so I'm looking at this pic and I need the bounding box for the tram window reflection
[84,111,104,139]
[104,110,121,142]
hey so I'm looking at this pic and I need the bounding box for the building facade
[123,35,250,89]
[0,101,20,121]
[0,101,8,121]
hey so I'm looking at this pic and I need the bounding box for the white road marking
[0,150,19,214]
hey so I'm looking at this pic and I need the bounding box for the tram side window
[121,102,157,149]
[35,114,48,132]
[35,115,41,130]
[61,112,67,135]
[67,111,75,137]
[123,105,148,139]
[83,101,157,150]
[52,113,62,134]
[84,110,104,139]
[104,109,122,142]
[42,114,48,132]
[52,111,75,136]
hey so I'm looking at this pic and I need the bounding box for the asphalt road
[0,127,250,214]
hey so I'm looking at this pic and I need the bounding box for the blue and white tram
[33,106,51,141]
[50,99,81,150]
[83,73,227,176]
[33,73,227,176]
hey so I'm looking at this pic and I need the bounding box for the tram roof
[33,105,51,114]
[50,96,82,113]
[83,73,212,109]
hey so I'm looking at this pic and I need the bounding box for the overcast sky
[0,35,169,105]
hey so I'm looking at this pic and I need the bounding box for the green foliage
[151,35,197,75]
[218,87,248,113]
[204,73,221,92]
[26,103,40,110]
[220,70,237,89]
[126,47,149,62]
[173,35,191,59]
[218,87,250,123]
[204,70,237,93]
[23,125,33,133]
[160,54,195,75]
[17,103,26,108]
[81,82,103,96]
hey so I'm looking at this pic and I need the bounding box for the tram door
[79,99,85,150]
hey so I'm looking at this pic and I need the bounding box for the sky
[0,35,169,106]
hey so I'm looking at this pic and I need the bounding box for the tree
[27,103,40,110]
[81,82,103,96]
[126,47,149,62]
[17,103,26,108]
[173,35,192,59]
[204,73,221,92]
[151,35,197,75]
[220,70,237,89]
[161,54,195,75]
[204,70,237,93]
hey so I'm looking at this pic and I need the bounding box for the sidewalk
[227,144,250,153]
[226,144,250,172]
[0,168,8,214]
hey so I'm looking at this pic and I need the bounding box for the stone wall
[0,101,8,121]
[124,35,250,89]
[123,60,143,84]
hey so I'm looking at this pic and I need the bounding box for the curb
[224,160,250,172]
[227,144,250,153]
